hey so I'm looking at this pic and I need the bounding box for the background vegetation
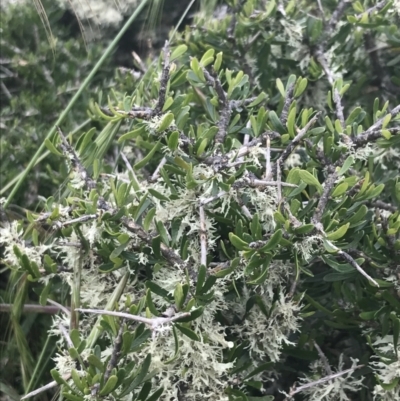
[1,1,400,401]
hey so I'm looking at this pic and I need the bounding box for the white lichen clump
[371,336,400,401]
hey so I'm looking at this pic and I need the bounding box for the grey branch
[199,205,208,267]
[203,67,232,143]
[285,364,363,399]
[272,112,320,175]
[154,41,171,114]
[57,126,96,190]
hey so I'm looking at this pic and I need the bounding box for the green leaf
[148,188,169,202]
[155,220,170,246]
[118,125,147,142]
[337,155,354,175]
[214,258,240,278]
[134,141,161,170]
[331,182,349,197]
[147,387,164,401]
[326,223,350,240]
[45,138,63,156]
[137,382,152,401]
[244,362,274,380]
[276,78,285,97]
[298,169,323,194]
[174,283,185,310]
[229,232,250,251]
[259,229,282,252]
[171,44,188,61]
[168,131,179,151]
[165,326,180,364]
[346,107,362,125]
[294,77,308,97]
[144,208,156,231]
[268,110,286,134]
[175,323,200,341]
[248,92,267,108]
[176,307,204,322]
[99,375,118,396]
[247,255,272,285]
[286,106,296,138]
[71,369,85,393]
[157,112,174,132]
[88,354,105,372]
[146,289,160,316]
[196,265,207,295]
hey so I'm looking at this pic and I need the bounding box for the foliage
[0,0,118,208]
[1,1,400,401]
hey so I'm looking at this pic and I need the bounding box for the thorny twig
[76,308,191,339]
[57,126,96,190]
[21,378,70,400]
[199,205,208,267]
[154,41,171,115]
[357,0,387,18]
[313,341,333,376]
[353,104,400,146]
[284,364,363,400]
[265,135,272,180]
[272,112,321,176]
[150,156,167,182]
[203,68,232,144]
[120,151,139,185]
[102,318,126,387]
[280,82,295,125]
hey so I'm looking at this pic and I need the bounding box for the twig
[0,304,68,314]
[356,0,386,18]
[313,341,332,376]
[154,41,171,115]
[199,206,208,267]
[368,200,398,213]
[333,88,345,128]
[236,177,298,189]
[265,135,272,180]
[203,68,231,144]
[230,97,258,110]
[203,131,280,170]
[59,324,74,349]
[21,377,70,400]
[276,162,282,203]
[311,167,338,224]
[48,299,71,316]
[150,156,167,182]
[338,249,379,287]
[326,0,349,36]
[76,308,191,338]
[272,112,320,175]
[57,126,96,190]
[103,319,126,385]
[200,191,227,206]
[284,364,363,399]
[353,104,400,146]
[59,214,98,227]
[280,82,295,125]
[352,126,400,147]
[120,151,140,185]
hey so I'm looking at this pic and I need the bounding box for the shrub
[1,1,400,400]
